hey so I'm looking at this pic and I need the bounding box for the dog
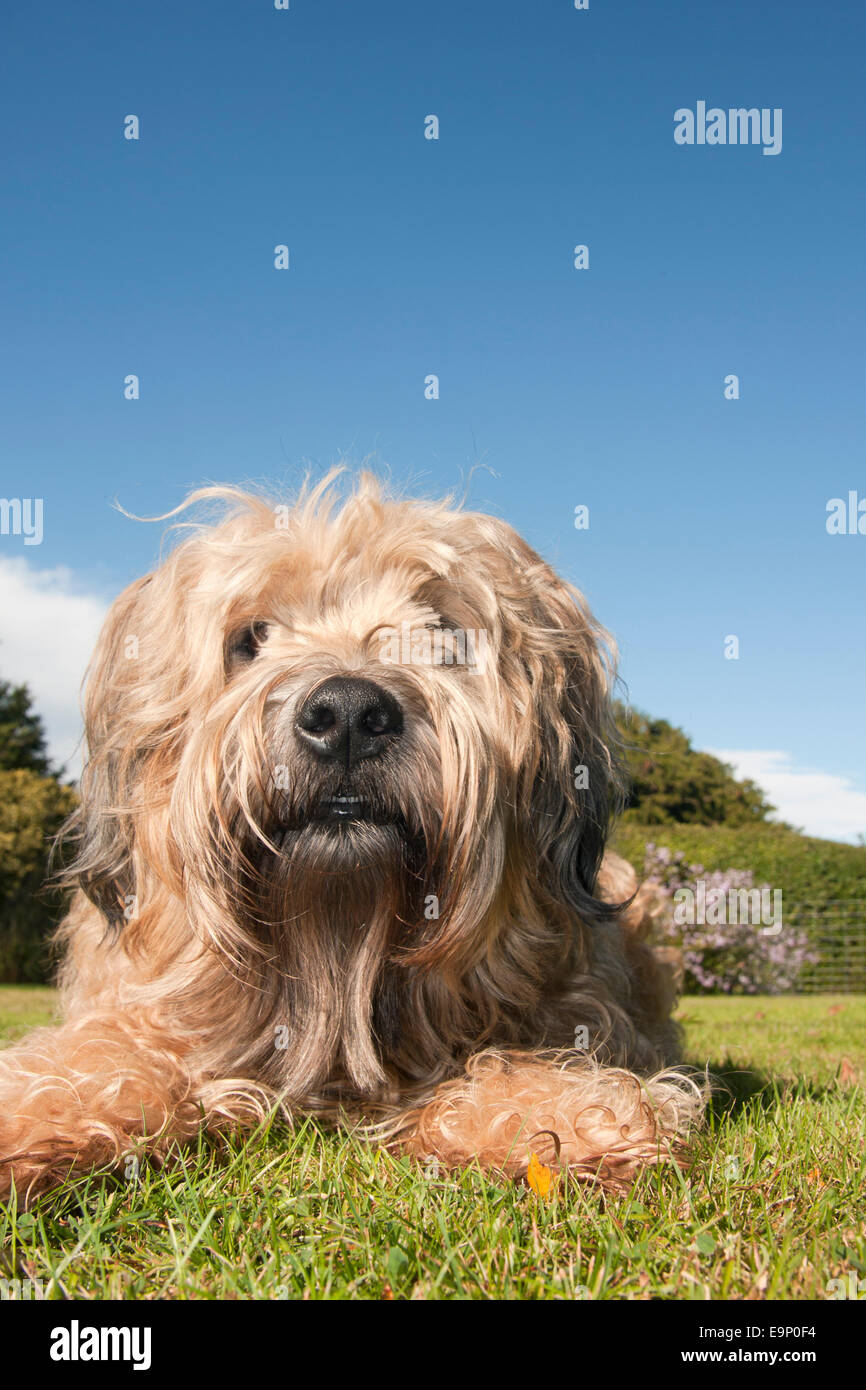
[0,473,702,1201]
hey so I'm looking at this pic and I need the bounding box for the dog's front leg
[396,1050,704,1181]
[0,1010,211,1202]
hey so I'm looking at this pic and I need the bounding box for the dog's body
[0,476,701,1200]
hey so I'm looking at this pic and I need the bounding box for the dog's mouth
[311,795,405,827]
[264,794,410,847]
[248,780,434,891]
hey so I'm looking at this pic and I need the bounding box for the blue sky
[1,0,865,839]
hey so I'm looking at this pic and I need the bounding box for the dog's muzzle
[293,677,404,825]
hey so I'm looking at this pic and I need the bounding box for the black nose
[294,677,404,765]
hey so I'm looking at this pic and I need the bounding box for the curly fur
[0,472,704,1202]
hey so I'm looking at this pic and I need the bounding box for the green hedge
[613,815,866,905]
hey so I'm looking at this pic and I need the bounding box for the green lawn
[0,987,863,1300]
[0,984,60,1039]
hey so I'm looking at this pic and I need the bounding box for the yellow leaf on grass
[527,1152,552,1198]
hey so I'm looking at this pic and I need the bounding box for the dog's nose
[294,677,403,764]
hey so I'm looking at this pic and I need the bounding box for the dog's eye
[228,621,269,667]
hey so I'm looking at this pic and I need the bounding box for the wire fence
[785,900,866,994]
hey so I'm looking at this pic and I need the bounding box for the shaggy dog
[0,475,702,1200]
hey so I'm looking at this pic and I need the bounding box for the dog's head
[67,474,623,1093]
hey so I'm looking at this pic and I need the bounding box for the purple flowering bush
[643,844,819,995]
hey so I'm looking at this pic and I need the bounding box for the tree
[0,679,76,982]
[0,680,53,774]
[615,704,776,826]
[0,769,77,981]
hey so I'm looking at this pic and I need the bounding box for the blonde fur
[0,474,704,1201]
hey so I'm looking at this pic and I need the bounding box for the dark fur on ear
[59,756,137,931]
[533,717,625,927]
[448,513,628,931]
[515,548,627,928]
[56,574,167,930]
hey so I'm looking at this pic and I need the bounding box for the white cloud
[709,748,866,844]
[0,557,107,777]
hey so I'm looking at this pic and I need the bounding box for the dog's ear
[61,571,189,929]
[462,517,625,927]
[524,579,625,929]
[65,761,137,931]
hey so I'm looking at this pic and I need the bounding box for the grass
[0,984,59,1039]
[0,987,863,1300]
